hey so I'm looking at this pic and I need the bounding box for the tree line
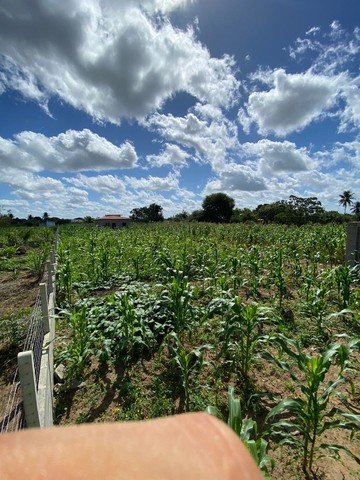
[169,190,360,225]
[1,190,358,227]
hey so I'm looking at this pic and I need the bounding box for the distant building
[95,214,131,229]
[39,220,56,227]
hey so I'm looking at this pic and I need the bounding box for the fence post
[50,249,56,267]
[346,222,360,267]
[17,351,41,428]
[47,260,53,294]
[40,283,50,334]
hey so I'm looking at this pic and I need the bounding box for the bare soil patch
[0,270,40,425]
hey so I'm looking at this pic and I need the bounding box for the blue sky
[1,0,360,219]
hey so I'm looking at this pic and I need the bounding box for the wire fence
[0,293,44,433]
[0,245,56,434]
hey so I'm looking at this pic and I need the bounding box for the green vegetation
[53,222,359,478]
[207,386,273,478]
[339,190,355,214]
[264,335,360,474]
[130,203,164,222]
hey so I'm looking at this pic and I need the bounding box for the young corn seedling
[57,252,73,304]
[26,247,48,280]
[117,293,153,360]
[58,307,93,380]
[247,245,262,299]
[165,332,209,412]
[161,273,195,335]
[271,248,287,310]
[207,386,273,479]
[333,265,352,309]
[221,298,274,380]
[301,282,331,342]
[96,245,111,283]
[264,334,360,475]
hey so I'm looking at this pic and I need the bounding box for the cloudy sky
[1,0,360,219]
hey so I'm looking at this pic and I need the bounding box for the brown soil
[0,270,40,427]
[1,271,359,479]
[0,271,39,318]
[53,324,360,480]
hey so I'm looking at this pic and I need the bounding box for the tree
[170,211,189,222]
[287,195,324,225]
[130,203,164,222]
[130,207,149,222]
[202,193,235,223]
[255,201,290,224]
[230,208,256,223]
[338,191,355,214]
[43,212,49,220]
[255,196,324,225]
[0,210,12,227]
[147,203,164,222]
[351,201,360,219]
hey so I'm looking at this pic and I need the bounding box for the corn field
[54,222,360,479]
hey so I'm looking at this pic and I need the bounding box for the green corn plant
[222,298,274,380]
[301,265,314,303]
[26,247,48,280]
[165,332,209,412]
[118,293,139,358]
[86,235,97,280]
[246,245,262,299]
[90,292,154,363]
[155,248,186,281]
[132,255,142,280]
[333,265,352,309]
[215,275,232,297]
[57,254,73,304]
[161,273,195,335]
[207,386,273,479]
[271,248,287,309]
[58,307,93,380]
[97,246,111,282]
[301,282,331,341]
[264,334,360,474]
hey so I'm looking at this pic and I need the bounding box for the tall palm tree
[338,191,355,214]
[351,201,360,218]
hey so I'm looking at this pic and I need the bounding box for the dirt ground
[53,314,360,480]
[0,271,39,425]
[1,272,359,479]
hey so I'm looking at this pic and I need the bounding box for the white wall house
[39,220,56,227]
[95,214,131,228]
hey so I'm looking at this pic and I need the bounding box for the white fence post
[346,222,360,267]
[17,351,41,428]
[40,283,50,334]
[50,249,56,267]
[47,260,53,294]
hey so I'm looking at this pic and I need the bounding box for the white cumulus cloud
[205,164,267,194]
[124,172,179,191]
[144,106,239,171]
[146,144,190,168]
[0,0,239,123]
[65,174,126,194]
[240,139,312,175]
[239,69,341,136]
[0,129,138,172]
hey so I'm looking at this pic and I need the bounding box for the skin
[0,412,263,480]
